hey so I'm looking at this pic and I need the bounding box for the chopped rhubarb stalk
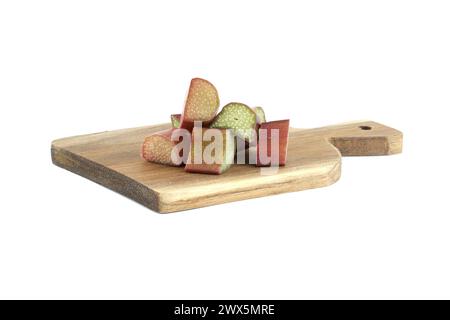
[171,114,181,128]
[180,78,220,131]
[210,102,257,143]
[185,128,235,175]
[141,129,186,166]
[257,120,290,166]
[253,106,266,125]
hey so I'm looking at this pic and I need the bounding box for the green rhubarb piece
[210,102,257,142]
[171,114,181,128]
[253,106,266,124]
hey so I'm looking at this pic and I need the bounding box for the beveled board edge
[51,144,161,212]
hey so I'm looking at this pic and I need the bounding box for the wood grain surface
[51,121,402,213]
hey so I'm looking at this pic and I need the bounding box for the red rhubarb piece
[257,120,290,166]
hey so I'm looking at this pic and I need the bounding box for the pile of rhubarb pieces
[141,78,289,174]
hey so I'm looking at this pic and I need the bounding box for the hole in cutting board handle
[359,125,372,130]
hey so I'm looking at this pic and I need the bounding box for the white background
[1,1,449,299]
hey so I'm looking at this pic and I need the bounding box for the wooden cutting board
[51,121,402,213]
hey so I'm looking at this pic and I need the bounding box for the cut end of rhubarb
[142,129,181,166]
[185,128,235,175]
[253,106,266,124]
[210,102,257,143]
[257,120,290,167]
[171,114,181,128]
[180,78,220,130]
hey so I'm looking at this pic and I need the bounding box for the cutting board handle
[308,121,403,156]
